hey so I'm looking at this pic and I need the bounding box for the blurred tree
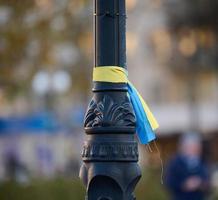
[0,0,92,100]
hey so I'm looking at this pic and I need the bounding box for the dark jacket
[165,154,209,200]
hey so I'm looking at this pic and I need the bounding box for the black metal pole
[80,0,141,199]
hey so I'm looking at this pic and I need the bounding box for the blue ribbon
[128,83,156,144]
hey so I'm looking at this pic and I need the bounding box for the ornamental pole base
[80,134,141,200]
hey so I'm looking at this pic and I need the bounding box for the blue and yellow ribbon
[93,66,159,144]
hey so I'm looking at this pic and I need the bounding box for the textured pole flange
[79,0,141,199]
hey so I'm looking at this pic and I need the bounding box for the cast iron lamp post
[80,0,141,199]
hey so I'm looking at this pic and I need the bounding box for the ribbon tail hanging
[127,82,158,144]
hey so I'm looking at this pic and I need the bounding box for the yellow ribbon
[93,66,128,83]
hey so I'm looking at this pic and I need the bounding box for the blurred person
[5,149,19,180]
[4,146,29,183]
[165,133,210,200]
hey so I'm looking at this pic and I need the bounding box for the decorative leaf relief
[84,95,136,128]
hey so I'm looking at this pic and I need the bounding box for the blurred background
[0,0,217,199]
